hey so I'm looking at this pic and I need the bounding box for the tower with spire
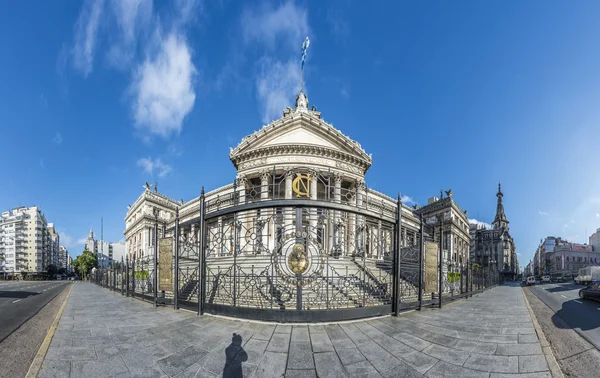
[492,183,509,230]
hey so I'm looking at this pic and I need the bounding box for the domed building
[124,91,472,321]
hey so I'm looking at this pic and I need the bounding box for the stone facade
[470,184,518,280]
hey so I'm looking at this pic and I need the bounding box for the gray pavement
[0,280,69,342]
[39,283,554,378]
[528,282,600,350]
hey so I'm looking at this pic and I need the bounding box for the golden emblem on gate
[288,243,309,274]
[292,174,311,198]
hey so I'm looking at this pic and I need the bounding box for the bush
[134,270,149,280]
[448,272,462,283]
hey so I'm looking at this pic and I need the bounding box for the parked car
[526,276,536,286]
[579,281,600,301]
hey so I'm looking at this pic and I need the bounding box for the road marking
[560,295,567,298]
[43,289,47,292]
[574,300,582,304]
[12,299,21,303]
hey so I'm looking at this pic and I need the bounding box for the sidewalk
[38,283,554,378]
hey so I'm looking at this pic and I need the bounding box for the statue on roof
[144,182,150,190]
[295,92,308,112]
[153,182,158,193]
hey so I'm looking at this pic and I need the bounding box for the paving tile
[253,351,287,378]
[291,326,310,342]
[287,341,314,370]
[314,351,346,378]
[242,337,268,365]
[425,360,490,378]
[518,334,539,344]
[339,323,371,345]
[422,344,469,366]
[391,331,432,351]
[397,351,439,374]
[113,364,168,378]
[376,359,422,378]
[45,346,97,361]
[335,346,366,366]
[310,332,335,352]
[343,360,383,377]
[156,345,210,376]
[490,373,551,378]
[266,332,291,353]
[284,369,317,378]
[253,324,276,341]
[38,360,71,378]
[325,325,355,348]
[496,343,542,356]
[70,356,129,378]
[463,354,518,374]
[275,324,292,334]
[518,355,549,373]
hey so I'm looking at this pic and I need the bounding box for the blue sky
[1,1,600,266]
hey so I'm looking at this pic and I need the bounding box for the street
[528,281,600,350]
[0,280,69,342]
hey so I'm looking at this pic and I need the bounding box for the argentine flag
[301,36,310,68]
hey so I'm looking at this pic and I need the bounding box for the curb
[25,283,73,378]
[521,287,564,378]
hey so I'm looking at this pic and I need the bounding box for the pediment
[230,114,371,163]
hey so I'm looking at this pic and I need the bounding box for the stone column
[237,176,249,254]
[333,173,342,256]
[309,169,318,232]
[355,179,365,256]
[284,170,294,231]
[261,171,270,201]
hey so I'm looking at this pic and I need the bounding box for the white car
[526,276,536,286]
[541,275,550,283]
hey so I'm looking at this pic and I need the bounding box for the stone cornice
[232,144,371,174]
[125,190,179,221]
[229,112,372,168]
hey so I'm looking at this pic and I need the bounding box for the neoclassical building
[124,91,472,320]
[470,184,518,281]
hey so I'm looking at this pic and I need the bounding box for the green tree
[46,264,59,278]
[112,261,122,270]
[73,250,98,280]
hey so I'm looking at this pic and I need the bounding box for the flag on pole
[301,36,310,68]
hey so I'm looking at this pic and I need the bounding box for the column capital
[355,178,365,190]
[333,172,343,185]
[236,175,248,187]
[261,170,271,182]
[285,169,296,179]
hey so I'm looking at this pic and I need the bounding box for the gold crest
[292,174,311,198]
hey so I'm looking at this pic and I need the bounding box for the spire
[493,182,508,229]
[89,227,94,239]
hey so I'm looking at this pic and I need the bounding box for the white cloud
[106,0,152,69]
[137,157,172,178]
[131,33,197,138]
[469,218,492,230]
[72,0,105,76]
[564,223,569,228]
[57,229,87,251]
[53,132,63,145]
[256,58,300,123]
[400,195,415,205]
[596,213,600,218]
[241,2,310,123]
[241,1,309,49]
[39,159,45,169]
[538,211,548,216]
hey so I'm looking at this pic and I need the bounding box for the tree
[73,250,98,280]
[113,261,122,270]
[47,264,59,278]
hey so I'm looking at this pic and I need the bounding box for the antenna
[101,217,103,267]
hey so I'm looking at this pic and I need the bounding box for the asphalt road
[528,281,600,350]
[0,280,69,343]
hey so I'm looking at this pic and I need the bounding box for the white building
[84,229,127,267]
[0,206,52,275]
[590,228,600,252]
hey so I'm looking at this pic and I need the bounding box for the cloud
[596,213,599,218]
[400,195,415,205]
[39,159,45,168]
[40,93,48,108]
[106,0,152,69]
[469,218,492,230]
[256,58,300,123]
[241,2,310,123]
[137,157,172,177]
[326,7,349,40]
[538,211,548,216]
[72,0,105,76]
[58,229,87,250]
[564,223,569,228]
[241,1,309,49]
[131,33,197,138]
[340,86,349,99]
[53,132,63,145]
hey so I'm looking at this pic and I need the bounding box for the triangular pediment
[230,113,371,163]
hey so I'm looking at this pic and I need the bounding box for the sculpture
[153,182,158,192]
[144,182,150,190]
[445,189,453,198]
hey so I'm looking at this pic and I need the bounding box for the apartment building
[0,206,49,275]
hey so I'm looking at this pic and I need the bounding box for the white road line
[12,299,21,303]
[43,289,47,292]
[597,308,600,311]
[560,295,567,298]
[574,300,582,304]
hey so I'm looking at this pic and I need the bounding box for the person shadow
[223,333,248,378]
